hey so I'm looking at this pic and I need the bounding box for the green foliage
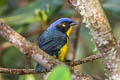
[58,9,75,17]
[2,0,62,25]
[0,0,7,16]
[0,0,7,8]
[2,47,25,68]
[34,5,50,24]
[47,65,72,80]
[103,0,120,29]
[80,27,98,54]
[103,0,120,13]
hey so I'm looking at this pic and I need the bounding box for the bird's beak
[70,21,77,26]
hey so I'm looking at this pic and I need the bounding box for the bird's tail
[34,63,45,72]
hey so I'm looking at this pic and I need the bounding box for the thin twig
[71,53,102,66]
[0,68,35,75]
[0,42,12,51]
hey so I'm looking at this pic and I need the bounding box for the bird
[34,18,77,72]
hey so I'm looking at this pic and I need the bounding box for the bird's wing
[38,35,67,54]
[35,36,67,72]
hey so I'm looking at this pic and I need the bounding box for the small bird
[35,18,77,72]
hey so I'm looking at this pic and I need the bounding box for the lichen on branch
[69,0,120,79]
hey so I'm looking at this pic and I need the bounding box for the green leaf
[19,75,35,80]
[47,65,72,80]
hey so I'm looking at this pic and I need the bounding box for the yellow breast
[58,38,69,61]
[58,26,72,61]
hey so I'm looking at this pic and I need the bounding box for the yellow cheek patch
[62,24,66,27]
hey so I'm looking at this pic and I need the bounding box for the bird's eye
[62,24,66,27]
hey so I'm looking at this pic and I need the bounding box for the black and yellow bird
[35,18,77,72]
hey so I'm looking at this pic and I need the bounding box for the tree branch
[71,53,102,66]
[0,67,35,75]
[0,53,102,75]
[0,42,12,51]
[0,21,94,80]
[0,52,101,75]
[0,26,44,51]
[69,0,120,79]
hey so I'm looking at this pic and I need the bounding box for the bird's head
[48,18,77,36]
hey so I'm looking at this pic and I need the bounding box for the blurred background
[0,0,120,80]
